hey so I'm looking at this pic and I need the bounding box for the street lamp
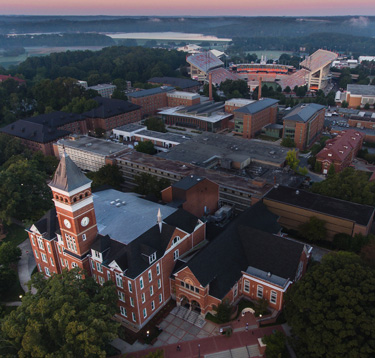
[19,295,22,299]
[146,330,150,338]
[198,344,200,358]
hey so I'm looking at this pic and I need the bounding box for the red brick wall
[130,93,168,117]
[167,97,200,107]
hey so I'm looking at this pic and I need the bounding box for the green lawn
[3,224,28,246]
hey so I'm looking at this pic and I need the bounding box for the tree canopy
[285,252,375,358]
[311,167,375,205]
[0,268,119,358]
[86,164,124,190]
[133,173,170,200]
[298,216,327,242]
[144,117,167,133]
[0,242,21,300]
[135,141,157,155]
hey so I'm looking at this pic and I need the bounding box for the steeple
[157,208,162,233]
[49,152,91,192]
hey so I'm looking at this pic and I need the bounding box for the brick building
[0,112,87,156]
[263,185,375,239]
[83,97,141,132]
[148,77,201,92]
[233,98,279,139]
[345,84,375,108]
[128,87,175,118]
[282,103,325,150]
[166,91,200,107]
[315,129,364,174]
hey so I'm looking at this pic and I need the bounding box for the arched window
[55,195,59,200]
[64,198,68,203]
[73,197,77,203]
[79,194,83,200]
[172,236,180,246]
[85,192,89,197]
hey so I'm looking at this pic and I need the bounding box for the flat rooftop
[56,136,129,157]
[225,99,255,107]
[114,124,146,133]
[157,132,289,167]
[347,84,375,96]
[167,91,200,99]
[93,190,177,244]
[136,129,191,144]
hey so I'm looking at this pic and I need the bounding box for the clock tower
[49,152,98,272]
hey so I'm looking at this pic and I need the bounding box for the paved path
[125,325,284,358]
[18,238,36,294]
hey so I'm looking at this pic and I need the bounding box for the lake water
[106,32,232,42]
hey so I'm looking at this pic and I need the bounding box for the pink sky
[1,0,375,16]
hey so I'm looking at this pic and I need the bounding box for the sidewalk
[125,325,284,358]
[18,238,36,294]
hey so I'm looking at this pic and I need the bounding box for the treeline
[229,33,375,58]
[8,46,187,84]
[0,33,115,48]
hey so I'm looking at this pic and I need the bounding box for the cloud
[348,16,369,27]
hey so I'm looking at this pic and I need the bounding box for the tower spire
[157,208,162,233]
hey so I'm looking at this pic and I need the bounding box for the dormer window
[172,236,180,246]
[328,153,332,157]
[149,252,157,264]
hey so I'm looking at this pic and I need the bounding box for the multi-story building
[0,112,87,156]
[225,99,255,115]
[87,84,116,98]
[128,87,175,118]
[233,98,279,139]
[166,91,200,107]
[282,103,325,150]
[315,129,364,174]
[345,84,375,108]
[83,97,141,132]
[263,185,375,239]
[148,77,201,92]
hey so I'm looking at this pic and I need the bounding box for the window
[60,258,64,267]
[148,270,152,282]
[173,249,179,261]
[130,297,134,307]
[50,258,54,266]
[46,242,51,253]
[98,276,105,286]
[38,263,41,272]
[156,263,160,275]
[34,249,39,259]
[118,291,125,302]
[244,280,250,293]
[195,287,199,294]
[45,267,50,276]
[150,286,154,296]
[128,281,133,293]
[107,271,111,281]
[159,293,163,303]
[37,238,44,250]
[58,245,62,253]
[180,281,185,287]
[140,277,144,289]
[82,234,87,241]
[65,234,77,253]
[91,260,95,270]
[149,252,157,264]
[172,236,180,246]
[151,301,155,311]
[96,262,103,273]
[65,259,69,268]
[94,251,101,259]
[71,262,78,268]
[158,279,161,289]
[141,293,145,303]
[143,308,147,319]
[270,290,277,304]
[120,306,127,317]
[41,253,47,263]
[234,283,238,297]
[257,285,263,299]
[132,313,136,322]
[116,274,123,288]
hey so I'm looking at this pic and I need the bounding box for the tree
[360,239,375,268]
[311,167,375,205]
[298,216,327,242]
[298,166,309,176]
[0,242,21,300]
[327,163,336,176]
[262,331,288,358]
[285,149,299,170]
[133,173,170,200]
[142,350,164,358]
[284,86,291,93]
[144,117,167,133]
[314,160,322,173]
[0,268,119,358]
[86,164,124,190]
[285,252,375,358]
[341,100,349,108]
[213,299,232,323]
[281,137,295,148]
[135,141,157,155]
[0,159,52,224]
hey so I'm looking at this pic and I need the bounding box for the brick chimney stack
[258,76,262,100]
[209,72,213,101]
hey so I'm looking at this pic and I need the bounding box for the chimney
[157,208,162,233]
[258,76,262,100]
[209,72,213,101]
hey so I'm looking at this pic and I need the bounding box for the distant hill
[1,16,375,38]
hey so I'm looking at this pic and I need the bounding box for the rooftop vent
[267,272,272,277]
[110,201,115,205]
[116,203,121,207]
[115,199,120,202]
[295,190,300,195]
[122,201,126,205]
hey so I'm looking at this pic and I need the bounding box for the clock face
[81,216,90,227]
[64,219,71,229]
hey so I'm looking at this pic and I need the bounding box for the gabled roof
[283,103,325,123]
[234,98,279,115]
[83,97,140,118]
[187,52,223,73]
[163,208,199,234]
[31,208,58,240]
[49,152,91,192]
[0,119,70,144]
[173,202,298,299]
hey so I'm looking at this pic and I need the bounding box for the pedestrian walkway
[18,238,36,294]
[170,306,206,328]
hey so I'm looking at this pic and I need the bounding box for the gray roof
[49,152,91,192]
[347,84,375,96]
[83,97,140,119]
[92,190,177,244]
[283,103,325,123]
[127,86,175,99]
[234,98,279,115]
[148,77,200,89]
[172,175,205,191]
